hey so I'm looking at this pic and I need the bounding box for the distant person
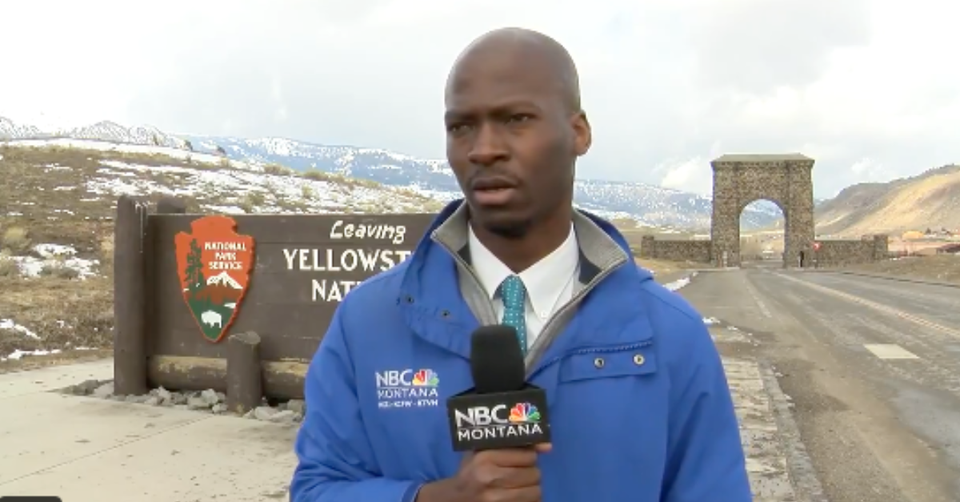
[290,27,751,502]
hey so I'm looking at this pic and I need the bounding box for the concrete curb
[688,267,740,273]
[804,269,960,289]
[651,269,700,287]
[758,361,829,502]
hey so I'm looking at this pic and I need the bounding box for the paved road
[682,268,960,502]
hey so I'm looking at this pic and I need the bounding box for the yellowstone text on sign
[283,248,412,273]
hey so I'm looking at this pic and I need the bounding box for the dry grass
[0,144,197,364]
[0,251,18,276]
[0,144,192,365]
[0,274,114,367]
[2,225,31,253]
[840,254,960,284]
[263,162,296,176]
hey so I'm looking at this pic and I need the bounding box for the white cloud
[0,0,957,198]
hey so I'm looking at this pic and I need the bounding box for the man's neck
[470,208,574,273]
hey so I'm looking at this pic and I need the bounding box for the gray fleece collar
[429,201,628,283]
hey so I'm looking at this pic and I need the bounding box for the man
[290,27,752,502]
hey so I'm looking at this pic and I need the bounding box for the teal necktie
[499,275,528,354]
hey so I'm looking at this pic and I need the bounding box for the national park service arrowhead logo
[174,215,255,343]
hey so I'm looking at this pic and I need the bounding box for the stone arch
[710,154,815,268]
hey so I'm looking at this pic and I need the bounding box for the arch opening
[739,199,787,268]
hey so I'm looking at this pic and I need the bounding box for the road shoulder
[712,325,826,502]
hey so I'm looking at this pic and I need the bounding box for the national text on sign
[205,241,247,271]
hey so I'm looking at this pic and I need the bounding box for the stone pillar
[640,235,656,259]
[783,158,815,268]
[710,162,741,267]
[873,234,889,261]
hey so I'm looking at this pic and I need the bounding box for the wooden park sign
[175,215,255,343]
[111,195,436,402]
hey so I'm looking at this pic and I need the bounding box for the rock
[186,396,211,410]
[253,406,278,421]
[268,410,298,424]
[60,380,305,423]
[92,382,114,398]
[286,399,305,414]
[199,389,221,406]
[68,379,103,395]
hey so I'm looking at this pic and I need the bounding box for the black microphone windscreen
[470,325,525,394]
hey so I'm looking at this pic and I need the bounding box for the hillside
[0,139,444,363]
[0,116,782,230]
[815,164,960,236]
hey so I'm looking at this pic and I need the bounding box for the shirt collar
[467,222,580,319]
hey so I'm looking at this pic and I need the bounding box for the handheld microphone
[446,325,551,451]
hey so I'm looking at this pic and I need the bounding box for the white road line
[864,344,920,360]
[774,272,960,339]
[743,276,772,318]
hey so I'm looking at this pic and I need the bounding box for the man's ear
[571,111,591,156]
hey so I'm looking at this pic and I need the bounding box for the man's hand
[417,443,552,502]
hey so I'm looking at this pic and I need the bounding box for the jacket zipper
[432,230,635,375]
[524,255,626,372]
[433,233,498,321]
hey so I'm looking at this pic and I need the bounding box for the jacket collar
[425,199,634,284]
[397,199,654,359]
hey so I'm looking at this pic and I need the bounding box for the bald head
[446,27,582,114]
[443,28,593,244]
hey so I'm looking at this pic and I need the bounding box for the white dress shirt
[467,223,580,348]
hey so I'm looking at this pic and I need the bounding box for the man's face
[444,49,590,238]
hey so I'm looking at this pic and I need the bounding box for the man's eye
[508,114,532,123]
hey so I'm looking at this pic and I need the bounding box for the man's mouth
[471,177,516,191]
[470,179,517,205]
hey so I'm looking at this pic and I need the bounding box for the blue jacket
[291,201,752,502]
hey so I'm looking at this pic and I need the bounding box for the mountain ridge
[815,163,960,236]
[0,116,781,230]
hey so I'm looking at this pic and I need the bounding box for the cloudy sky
[1,0,957,198]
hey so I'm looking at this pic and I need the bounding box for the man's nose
[466,123,508,166]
